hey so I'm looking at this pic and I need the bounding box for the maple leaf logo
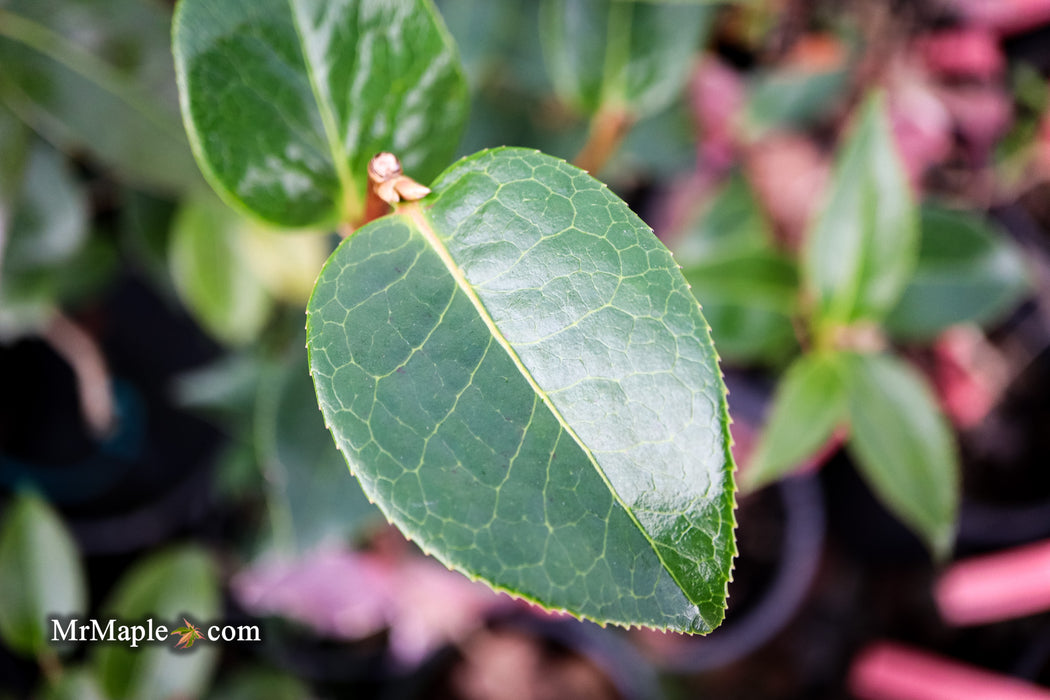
[170,619,203,649]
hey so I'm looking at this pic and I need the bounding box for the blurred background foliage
[1,0,1050,698]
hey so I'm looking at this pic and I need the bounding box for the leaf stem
[573,107,633,175]
[40,312,115,438]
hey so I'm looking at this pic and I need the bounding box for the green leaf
[745,353,847,490]
[803,92,917,328]
[886,206,1030,340]
[840,353,959,559]
[93,547,220,700]
[307,147,736,633]
[540,0,713,118]
[0,140,94,328]
[672,176,771,266]
[3,142,88,275]
[173,0,468,228]
[674,176,798,363]
[169,194,273,345]
[742,68,847,140]
[0,492,87,657]
[256,349,381,552]
[0,1,200,192]
[682,252,798,364]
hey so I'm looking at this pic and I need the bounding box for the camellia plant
[671,90,1029,559]
[173,0,736,634]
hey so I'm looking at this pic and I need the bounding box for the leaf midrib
[400,200,697,609]
[286,0,360,223]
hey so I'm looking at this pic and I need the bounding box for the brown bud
[369,152,402,184]
[393,178,431,201]
[367,152,430,207]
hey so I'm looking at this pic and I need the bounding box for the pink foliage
[233,545,510,666]
[887,71,954,185]
[928,327,1008,429]
[744,133,829,250]
[690,56,745,174]
[936,539,1050,625]
[917,29,1005,80]
[850,641,1050,700]
[951,0,1050,36]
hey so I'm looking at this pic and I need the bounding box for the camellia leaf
[93,547,220,700]
[169,194,273,346]
[840,353,959,559]
[886,206,1030,340]
[744,353,847,490]
[173,0,468,228]
[539,0,714,119]
[0,492,87,657]
[308,147,736,633]
[804,92,917,329]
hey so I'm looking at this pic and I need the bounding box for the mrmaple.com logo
[50,618,260,649]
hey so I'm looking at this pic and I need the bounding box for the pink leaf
[850,641,1050,700]
[936,539,1050,625]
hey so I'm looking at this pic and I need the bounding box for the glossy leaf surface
[886,206,1029,340]
[308,148,736,632]
[174,0,468,227]
[841,353,959,559]
[804,93,917,327]
[745,353,846,489]
[93,547,220,700]
[540,0,713,118]
[0,493,87,656]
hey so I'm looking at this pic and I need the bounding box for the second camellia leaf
[308,148,736,633]
[173,0,468,228]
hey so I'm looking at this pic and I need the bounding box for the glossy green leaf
[169,194,273,345]
[540,0,713,118]
[0,1,199,192]
[308,147,736,633]
[804,92,917,327]
[173,0,468,228]
[93,547,220,700]
[256,349,380,552]
[840,353,959,559]
[886,206,1030,340]
[0,492,87,656]
[745,353,847,490]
